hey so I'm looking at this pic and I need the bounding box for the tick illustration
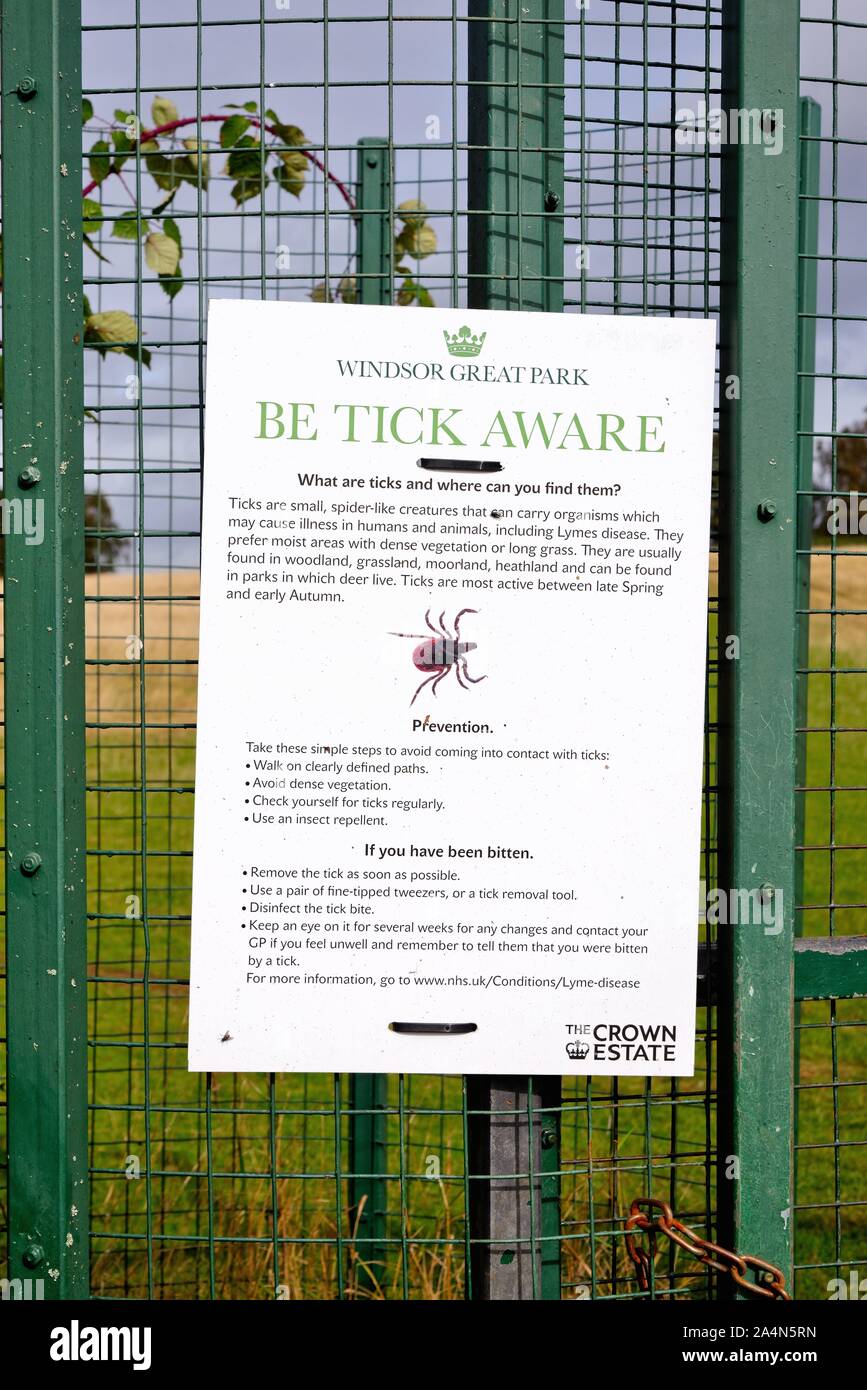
[390,608,487,707]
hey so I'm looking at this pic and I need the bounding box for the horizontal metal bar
[794,936,867,1001]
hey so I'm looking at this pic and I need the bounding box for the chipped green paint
[794,938,867,1002]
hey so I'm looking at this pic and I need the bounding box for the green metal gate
[0,0,865,1301]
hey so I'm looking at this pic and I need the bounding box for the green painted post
[718,0,800,1288]
[1,0,89,1298]
[468,0,564,314]
[346,137,391,1292]
[466,2,564,1300]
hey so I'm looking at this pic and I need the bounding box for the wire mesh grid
[0,0,861,1302]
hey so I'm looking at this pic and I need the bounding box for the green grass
[3,623,866,1299]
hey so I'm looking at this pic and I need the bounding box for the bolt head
[544,190,560,212]
[21,852,42,876]
[541,1127,557,1150]
[757,499,777,523]
[16,76,37,99]
[22,1244,44,1269]
[17,465,41,489]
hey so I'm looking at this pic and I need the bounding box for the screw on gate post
[17,465,41,489]
[757,499,777,523]
[20,852,42,876]
[22,1244,44,1269]
[544,190,560,212]
[16,75,37,100]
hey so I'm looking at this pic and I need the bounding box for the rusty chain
[625,1198,791,1301]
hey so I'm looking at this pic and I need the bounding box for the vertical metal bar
[718,0,800,1285]
[466,1,564,1299]
[346,137,391,1291]
[468,0,564,314]
[357,137,391,307]
[1,0,88,1298]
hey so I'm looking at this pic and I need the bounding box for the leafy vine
[79,96,437,371]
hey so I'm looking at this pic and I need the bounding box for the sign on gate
[188,300,715,1075]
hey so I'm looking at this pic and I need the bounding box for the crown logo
[566,1039,590,1060]
[443,325,486,358]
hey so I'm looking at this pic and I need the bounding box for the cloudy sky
[76,0,864,564]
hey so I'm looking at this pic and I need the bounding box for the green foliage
[313,199,437,306]
[67,95,435,391]
[82,297,151,369]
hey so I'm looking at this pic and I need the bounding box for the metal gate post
[466,1,564,1299]
[346,137,391,1291]
[718,0,800,1286]
[1,0,89,1298]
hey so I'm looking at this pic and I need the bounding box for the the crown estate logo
[443,325,486,358]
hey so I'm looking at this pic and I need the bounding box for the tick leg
[455,662,468,690]
[410,668,444,707]
[461,660,486,685]
[438,611,454,639]
[389,631,428,639]
[453,607,478,640]
[424,609,443,637]
[430,667,451,697]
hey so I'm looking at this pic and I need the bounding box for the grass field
[2,555,867,1299]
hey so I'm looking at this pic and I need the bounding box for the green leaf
[113,211,147,239]
[142,141,201,196]
[182,138,210,187]
[152,189,179,216]
[88,139,112,186]
[151,95,179,128]
[82,98,94,126]
[268,117,306,149]
[396,277,435,308]
[85,309,139,351]
[159,271,184,301]
[83,234,111,263]
[230,175,268,205]
[82,198,104,234]
[114,108,132,124]
[145,231,181,276]
[274,146,307,198]
[111,129,135,170]
[227,137,263,179]
[396,223,437,259]
[396,198,428,229]
[337,276,357,305]
[162,217,183,256]
[220,114,251,149]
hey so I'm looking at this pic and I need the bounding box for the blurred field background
[0,546,862,1298]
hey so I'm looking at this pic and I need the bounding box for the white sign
[189,299,715,1076]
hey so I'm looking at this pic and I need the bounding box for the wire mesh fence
[0,0,864,1302]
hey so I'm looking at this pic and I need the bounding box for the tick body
[390,608,487,707]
